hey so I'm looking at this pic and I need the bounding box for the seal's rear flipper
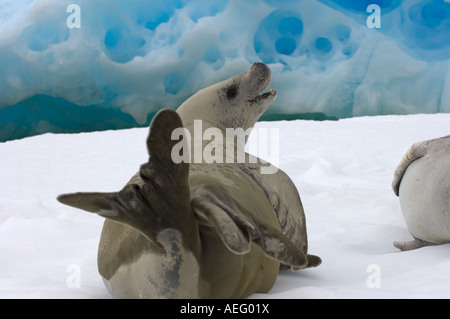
[393,238,438,251]
[57,109,192,246]
[191,182,308,270]
[57,192,120,217]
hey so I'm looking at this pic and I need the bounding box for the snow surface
[1,113,450,299]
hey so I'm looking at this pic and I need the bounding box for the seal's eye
[226,87,238,99]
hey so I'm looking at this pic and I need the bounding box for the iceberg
[1,0,449,141]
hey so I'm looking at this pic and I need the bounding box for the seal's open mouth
[262,88,277,99]
[249,87,277,103]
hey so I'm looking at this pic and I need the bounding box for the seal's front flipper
[305,254,322,268]
[57,109,193,246]
[191,183,253,255]
[392,144,427,196]
[392,135,450,196]
[191,182,308,269]
[254,222,308,269]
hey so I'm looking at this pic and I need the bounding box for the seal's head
[177,63,277,131]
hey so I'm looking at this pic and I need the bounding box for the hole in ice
[275,37,297,55]
[314,37,333,54]
[104,28,121,49]
[277,17,303,36]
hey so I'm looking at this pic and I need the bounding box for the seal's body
[58,63,320,298]
[98,160,285,298]
[392,135,450,251]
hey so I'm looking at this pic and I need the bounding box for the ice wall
[1,0,450,141]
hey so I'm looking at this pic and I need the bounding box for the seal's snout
[251,62,271,79]
[247,62,272,95]
[251,62,268,70]
[245,63,276,107]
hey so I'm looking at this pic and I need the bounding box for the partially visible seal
[392,135,450,251]
[57,63,320,298]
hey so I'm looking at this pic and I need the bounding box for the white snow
[1,113,450,299]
